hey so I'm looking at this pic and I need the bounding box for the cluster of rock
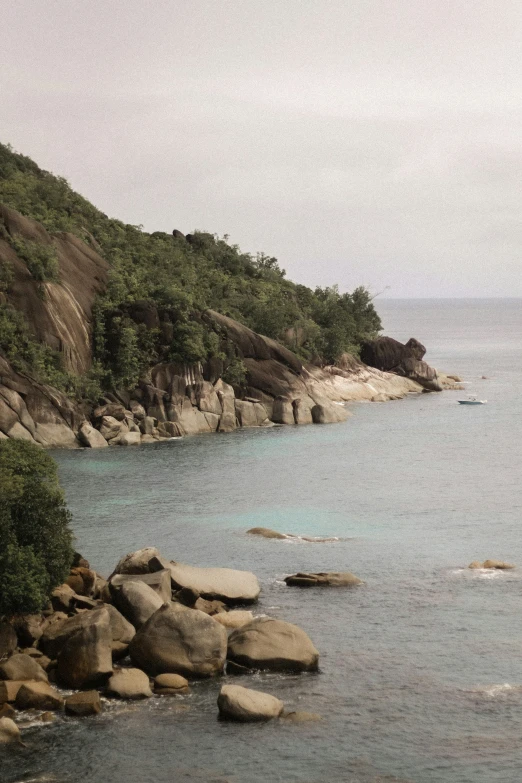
[0,546,322,742]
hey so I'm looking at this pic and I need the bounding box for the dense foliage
[0,440,74,615]
[0,142,381,391]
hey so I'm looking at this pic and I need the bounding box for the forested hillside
[0,142,381,395]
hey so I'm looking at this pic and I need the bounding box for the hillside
[0,142,381,398]
[0,143,444,448]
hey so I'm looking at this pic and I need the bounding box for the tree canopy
[0,440,74,616]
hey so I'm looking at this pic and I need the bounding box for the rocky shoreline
[1,544,344,743]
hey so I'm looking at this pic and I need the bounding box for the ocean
[5,299,522,783]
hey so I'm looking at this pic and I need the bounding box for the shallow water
[4,299,522,783]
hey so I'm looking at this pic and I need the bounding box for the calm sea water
[5,299,522,783]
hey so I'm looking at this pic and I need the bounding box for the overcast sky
[3,1,522,297]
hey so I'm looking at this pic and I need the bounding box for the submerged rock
[468,559,515,570]
[284,571,363,587]
[246,527,288,539]
[217,684,284,722]
[227,617,319,673]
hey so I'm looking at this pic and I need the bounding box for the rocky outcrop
[360,336,443,392]
[284,572,364,587]
[217,684,284,722]
[129,603,227,678]
[227,617,319,673]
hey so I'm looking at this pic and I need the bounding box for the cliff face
[0,204,108,374]
[0,204,440,447]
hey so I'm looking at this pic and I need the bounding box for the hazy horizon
[3,1,522,298]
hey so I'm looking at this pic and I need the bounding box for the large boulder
[78,421,109,448]
[151,558,260,605]
[15,681,64,711]
[106,668,152,699]
[0,653,47,682]
[227,617,319,672]
[284,571,363,587]
[111,581,165,629]
[112,547,162,575]
[110,569,172,603]
[65,691,102,716]
[0,717,22,744]
[217,684,284,721]
[129,603,227,678]
[55,608,113,689]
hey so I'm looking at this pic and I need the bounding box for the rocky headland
[0,207,459,448]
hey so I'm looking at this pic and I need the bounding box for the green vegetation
[0,142,382,392]
[8,236,59,283]
[0,440,73,616]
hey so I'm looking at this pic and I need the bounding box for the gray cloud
[2,0,522,296]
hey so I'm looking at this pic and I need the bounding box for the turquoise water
[5,299,522,783]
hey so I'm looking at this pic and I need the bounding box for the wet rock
[246,527,287,540]
[153,673,189,695]
[0,716,22,743]
[65,690,102,716]
[217,684,284,721]
[106,668,152,699]
[227,617,319,673]
[214,611,254,630]
[284,572,363,587]
[15,681,64,710]
[129,603,227,678]
[151,558,260,606]
[0,653,47,682]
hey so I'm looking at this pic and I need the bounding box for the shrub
[9,236,60,283]
[0,440,74,616]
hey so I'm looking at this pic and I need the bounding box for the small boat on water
[458,396,487,405]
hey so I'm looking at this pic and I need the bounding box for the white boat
[457,396,487,405]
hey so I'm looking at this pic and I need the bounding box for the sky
[2,1,522,297]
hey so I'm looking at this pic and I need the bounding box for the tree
[0,440,74,616]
